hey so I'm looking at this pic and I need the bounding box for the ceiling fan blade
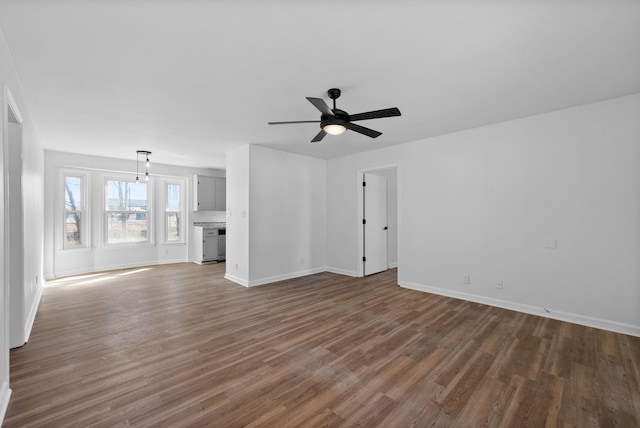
[348,107,401,122]
[268,120,320,125]
[306,97,333,116]
[348,123,382,139]
[311,129,327,143]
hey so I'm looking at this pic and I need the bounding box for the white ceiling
[1,0,639,169]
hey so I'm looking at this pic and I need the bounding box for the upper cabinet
[215,177,226,211]
[194,175,226,211]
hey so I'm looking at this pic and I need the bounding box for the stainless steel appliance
[218,228,226,261]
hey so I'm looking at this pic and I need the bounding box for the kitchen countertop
[193,222,226,228]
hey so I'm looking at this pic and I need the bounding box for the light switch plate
[545,239,557,249]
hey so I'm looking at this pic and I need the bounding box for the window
[165,182,182,242]
[105,179,150,244]
[63,174,86,249]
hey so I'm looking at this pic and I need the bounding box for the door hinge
[362,181,366,187]
[362,219,366,225]
[362,257,366,262]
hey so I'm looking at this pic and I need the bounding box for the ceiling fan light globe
[323,124,347,135]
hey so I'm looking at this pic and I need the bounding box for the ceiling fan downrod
[327,88,341,111]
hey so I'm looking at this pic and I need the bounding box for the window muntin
[63,175,85,249]
[105,179,150,244]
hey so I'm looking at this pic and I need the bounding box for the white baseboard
[247,267,327,287]
[157,258,190,266]
[325,267,358,277]
[388,262,398,269]
[399,280,640,338]
[224,273,249,287]
[0,381,11,425]
[24,282,43,343]
[225,267,355,288]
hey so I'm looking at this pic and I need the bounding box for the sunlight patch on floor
[44,267,154,288]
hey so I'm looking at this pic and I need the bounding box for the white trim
[23,282,42,343]
[247,267,326,287]
[6,88,23,124]
[0,381,11,425]
[325,267,357,277]
[399,280,640,338]
[225,267,327,288]
[388,262,398,269]
[224,273,249,287]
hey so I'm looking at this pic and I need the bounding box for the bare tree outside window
[106,179,149,244]
[64,175,84,249]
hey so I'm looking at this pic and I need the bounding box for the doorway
[357,166,398,277]
[4,87,25,348]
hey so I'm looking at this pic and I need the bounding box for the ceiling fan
[268,88,401,143]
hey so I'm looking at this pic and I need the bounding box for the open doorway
[357,166,398,277]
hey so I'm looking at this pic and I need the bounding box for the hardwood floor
[4,263,640,427]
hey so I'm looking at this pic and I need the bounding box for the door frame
[356,164,399,278]
[4,86,25,348]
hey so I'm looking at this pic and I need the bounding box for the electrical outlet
[235,263,239,271]
[300,258,304,265]
[463,275,470,285]
[496,280,503,289]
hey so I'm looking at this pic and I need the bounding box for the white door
[363,173,388,276]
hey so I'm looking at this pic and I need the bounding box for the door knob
[383,226,388,230]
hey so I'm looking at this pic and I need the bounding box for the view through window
[166,182,181,242]
[64,175,85,249]
[106,179,149,244]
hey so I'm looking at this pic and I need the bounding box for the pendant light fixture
[135,150,152,183]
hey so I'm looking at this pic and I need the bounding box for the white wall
[225,145,326,286]
[225,145,250,284]
[0,24,45,421]
[327,94,640,336]
[248,146,326,285]
[43,150,224,278]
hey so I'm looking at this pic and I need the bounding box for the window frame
[61,170,90,250]
[103,175,153,247]
[163,178,185,244]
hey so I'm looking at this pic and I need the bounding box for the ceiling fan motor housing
[321,113,348,130]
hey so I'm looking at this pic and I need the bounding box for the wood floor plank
[4,263,640,427]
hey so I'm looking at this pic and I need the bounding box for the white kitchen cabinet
[215,177,226,211]
[194,175,226,211]
[193,227,220,264]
